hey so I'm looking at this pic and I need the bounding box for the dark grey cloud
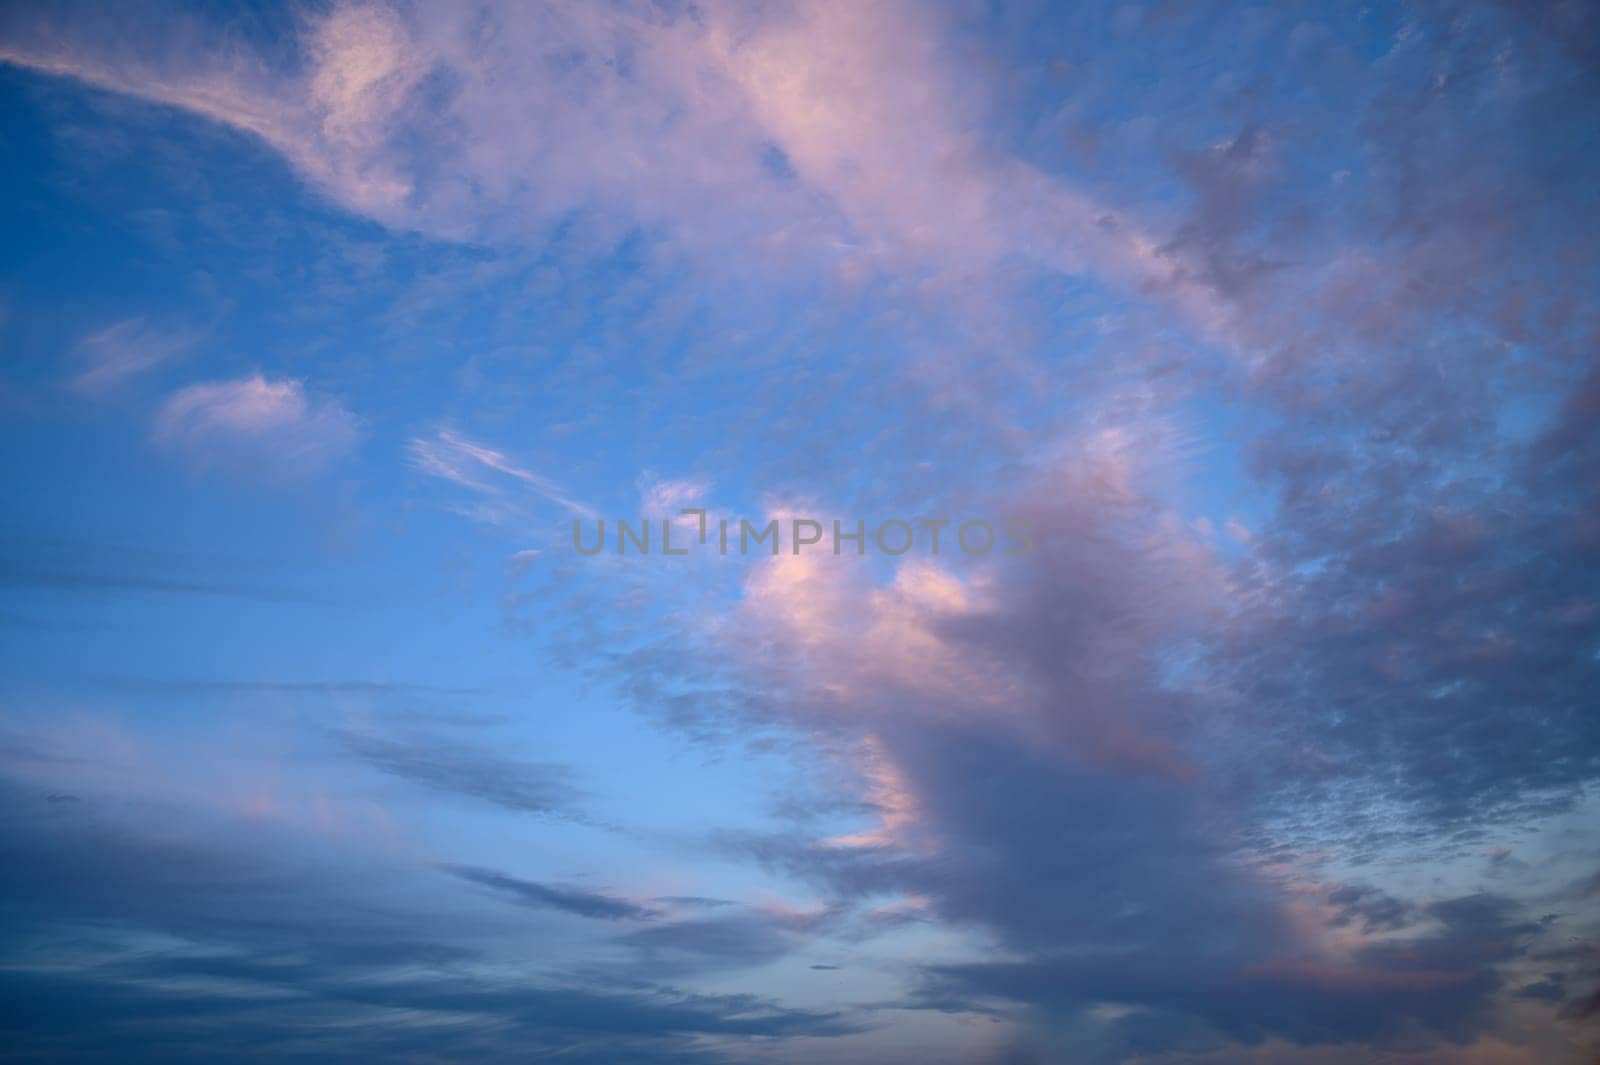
[921,892,1547,1057]
[0,783,307,943]
[334,728,582,815]
[103,676,488,697]
[1517,972,1568,1003]
[1003,0,1600,874]
[1216,372,1600,839]
[652,895,737,909]
[0,956,852,1065]
[447,864,659,921]
[619,907,828,975]
[1161,123,1289,303]
[1326,884,1416,935]
[0,770,850,1064]
[0,534,335,603]
[1560,986,1600,1022]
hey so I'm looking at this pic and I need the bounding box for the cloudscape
[1,2,1597,1062]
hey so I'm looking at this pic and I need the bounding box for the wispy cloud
[0,534,328,604]
[153,374,360,477]
[0,3,422,223]
[637,472,709,516]
[68,317,201,396]
[334,728,581,817]
[446,865,660,922]
[0,0,1229,354]
[410,428,595,520]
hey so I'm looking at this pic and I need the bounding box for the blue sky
[1,1,1598,1062]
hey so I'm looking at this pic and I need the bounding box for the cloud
[103,677,484,698]
[153,374,359,477]
[920,891,1548,1057]
[0,959,852,1063]
[0,533,326,603]
[1326,885,1417,935]
[0,566,313,602]
[596,422,1590,1058]
[638,472,710,516]
[0,721,854,1063]
[652,896,736,910]
[619,904,833,976]
[410,428,596,521]
[334,728,581,816]
[0,0,1236,358]
[447,865,659,922]
[0,1,423,224]
[68,317,200,396]
[1120,1038,1551,1065]
[3,2,1599,1062]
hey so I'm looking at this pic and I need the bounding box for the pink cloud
[0,0,1236,354]
[153,373,359,476]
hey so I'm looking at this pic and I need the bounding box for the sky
[0,0,1597,1062]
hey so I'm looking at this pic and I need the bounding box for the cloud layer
[1,0,1597,1063]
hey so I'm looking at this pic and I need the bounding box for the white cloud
[637,473,709,516]
[409,428,595,520]
[153,374,360,477]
